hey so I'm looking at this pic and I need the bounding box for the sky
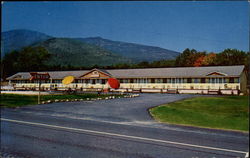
[2,1,249,53]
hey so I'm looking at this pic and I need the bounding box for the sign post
[30,72,50,104]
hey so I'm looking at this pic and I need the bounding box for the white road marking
[245,152,249,158]
[1,118,247,155]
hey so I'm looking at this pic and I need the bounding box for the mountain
[1,29,180,66]
[32,38,132,67]
[75,37,180,62]
[1,29,52,57]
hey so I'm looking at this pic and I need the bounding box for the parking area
[16,93,196,123]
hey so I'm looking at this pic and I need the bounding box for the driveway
[14,93,196,123]
[1,94,249,158]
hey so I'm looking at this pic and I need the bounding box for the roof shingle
[6,65,245,80]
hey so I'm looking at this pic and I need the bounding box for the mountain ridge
[2,29,180,66]
[31,37,133,67]
[75,37,179,62]
[1,29,52,57]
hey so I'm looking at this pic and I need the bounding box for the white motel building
[6,65,248,95]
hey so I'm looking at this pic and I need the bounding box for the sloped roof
[107,65,245,78]
[6,65,245,80]
[79,68,112,78]
[7,70,89,80]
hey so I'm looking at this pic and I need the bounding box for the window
[172,78,176,83]
[139,79,144,83]
[219,78,223,83]
[229,78,234,83]
[163,78,167,83]
[134,79,137,83]
[123,79,128,83]
[85,79,90,84]
[130,79,134,83]
[167,78,171,83]
[151,79,155,83]
[156,79,162,83]
[102,79,106,84]
[187,78,192,83]
[176,78,179,83]
[211,78,215,83]
[194,78,199,83]
[91,79,96,84]
[201,78,206,83]
[234,78,239,83]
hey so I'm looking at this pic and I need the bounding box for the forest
[1,47,249,80]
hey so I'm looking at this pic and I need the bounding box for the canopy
[108,78,120,89]
[62,76,74,85]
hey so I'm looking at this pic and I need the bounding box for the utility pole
[38,80,41,104]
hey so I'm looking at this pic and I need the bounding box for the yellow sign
[62,76,74,85]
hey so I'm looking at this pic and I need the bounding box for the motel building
[6,65,248,95]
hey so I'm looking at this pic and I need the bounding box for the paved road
[1,94,249,158]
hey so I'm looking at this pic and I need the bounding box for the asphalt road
[1,94,249,158]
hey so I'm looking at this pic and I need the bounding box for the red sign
[30,72,50,80]
[108,78,120,89]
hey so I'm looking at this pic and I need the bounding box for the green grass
[149,96,249,132]
[0,93,122,108]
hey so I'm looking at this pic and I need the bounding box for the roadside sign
[29,72,50,105]
[30,72,50,80]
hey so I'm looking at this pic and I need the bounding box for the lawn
[149,96,249,132]
[0,93,121,108]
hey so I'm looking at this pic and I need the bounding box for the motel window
[211,78,215,83]
[130,79,134,83]
[85,79,90,84]
[156,79,162,83]
[172,78,176,83]
[176,78,183,83]
[151,79,155,83]
[219,78,223,83]
[223,78,228,83]
[182,78,187,83]
[102,79,106,84]
[163,78,167,83]
[234,78,239,83]
[123,79,128,83]
[133,79,137,83]
[176,78,179,83]
[201,78,206,83]
[167,78,171,83]
[139,79,143,83]
[229,78,234,83]
[194,78,199,83]
[91,79,96,84]
[187,78,192,83]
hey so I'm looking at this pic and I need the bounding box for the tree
[175,48,205,67]
[216,49,247,66]
[201,53,217,66]
[2,46,50,79]
[17,46,50,71]
[194,56,205,67]
[1,50,20,79]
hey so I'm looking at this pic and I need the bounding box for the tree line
[1,46,249,80]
